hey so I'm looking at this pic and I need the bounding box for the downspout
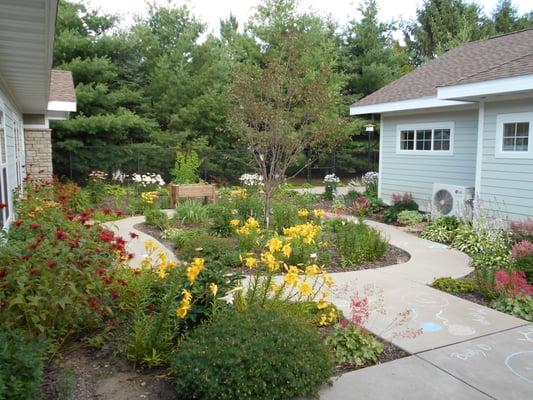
[378,114,384,199]
[474,101,485,209]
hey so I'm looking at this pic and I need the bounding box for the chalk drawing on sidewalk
[450,344,492,361]
[468,308,491,326]
[517,328,533,343]
[436,310,476,337]
[505,351,533,384]
[403,293,449,308]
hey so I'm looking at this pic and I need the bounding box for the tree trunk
[264,188,272,229]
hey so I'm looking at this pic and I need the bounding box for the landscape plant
[382,192,419,223]
[228,28,350,227]
[335,220,388,266]
[397,210,424,226]
[171,306,334,400]
[0,331,44,400]
[171,151,202,184]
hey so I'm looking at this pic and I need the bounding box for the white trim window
[396,122,455,155]
[495,112,533,158]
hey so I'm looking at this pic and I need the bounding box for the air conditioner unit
[432,184,475,218]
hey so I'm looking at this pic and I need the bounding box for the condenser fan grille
[434,189,454,215]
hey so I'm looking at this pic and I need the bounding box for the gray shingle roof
[49,70,76,103]
[353,28,533,107]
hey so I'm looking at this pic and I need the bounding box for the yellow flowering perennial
[208,283,218,296]
[176,289,193,318]
[141,191,158,204]
[229,219,241,227]
[187,257,205,283]
[283,265,300,286]
[283,222,321,244]
[267,236,283,253]
[313,209,325,218]
[297,209,309,217]
[242,256,259,269]
[305,264,320,277]
[261,252,280,272]
[235,216,261,235]
[299,282,312,296]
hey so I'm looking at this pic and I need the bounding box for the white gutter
[350,97,471,115]
[438,74,533,100]
[474,101,485,197]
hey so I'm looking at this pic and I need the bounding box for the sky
[84,0,533,36]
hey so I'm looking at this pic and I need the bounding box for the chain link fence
[53,142,379,185]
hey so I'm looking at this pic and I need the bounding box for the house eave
[437,74,533,102]
[350,97,472,116]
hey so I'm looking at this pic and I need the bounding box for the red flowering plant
[494,270,533,297]
[510,240,533,283]
[0,179,134,341]
[352,196,370,223]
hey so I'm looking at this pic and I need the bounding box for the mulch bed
[134,222,411,273]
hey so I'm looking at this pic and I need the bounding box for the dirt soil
[42,345,175,400]
[135,223,411,273]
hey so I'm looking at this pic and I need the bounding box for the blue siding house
[350,29,533,222]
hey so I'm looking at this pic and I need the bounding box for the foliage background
[51,0,533,182]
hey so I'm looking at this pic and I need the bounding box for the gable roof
[353,28,533,108]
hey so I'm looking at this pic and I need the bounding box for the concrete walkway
[320,216,531,400]
[106,213,531,399]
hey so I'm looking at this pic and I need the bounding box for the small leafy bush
[172,150,201,184]
[397,210,424,226]
[174,199,210,226]
[491,295,533,321]
[335,221,388,266]
[382,193,418,223]
[0,331,44,400]
[144,208,169,230]
[179,229,240,267]
[171,306,334,400]
[421,216,460,244]
[325,322,383,367]
[432,276,477,293]
[161,228,188,247]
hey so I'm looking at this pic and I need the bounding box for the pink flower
[55,230,67,240]
[511,240,533,260]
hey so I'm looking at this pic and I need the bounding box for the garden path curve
[107,213,531,399]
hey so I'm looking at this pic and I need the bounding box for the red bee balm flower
[58,195,69,202]
[47,260,57,269]
[99,229,114,243]
[0,203,6,209]
[88,298,99,309]
[13,220,23,227]
[0,269,7,279]
[29,223,41,230]
[55,230,67,240]
[29,268,40,276]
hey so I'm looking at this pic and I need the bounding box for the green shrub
[432,276,478,293]
[421,216,460,244]
[174,200,210,226]
[491,295,533,321]
[451,223,482,255]
[207,201,234,236]
[325,323,383,367]
[515,256,533,284]
[171,307,334,400]
[397,210,424,226]
[335,221,388,266]
[180,229,240,267]
[144,208,169,230]
[382,201,419,223]
[0,331,44,400]
[172,150,201,184]
[235,191,264,220]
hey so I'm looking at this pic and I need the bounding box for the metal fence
[53,142,379,185]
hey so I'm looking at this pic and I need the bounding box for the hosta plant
[396,210,424,226]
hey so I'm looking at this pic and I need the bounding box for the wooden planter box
[169,184,217,207]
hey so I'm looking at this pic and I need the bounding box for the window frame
[396,122,455,155]
[495,112,533,159]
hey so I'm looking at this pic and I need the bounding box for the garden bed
[134,222,410,273]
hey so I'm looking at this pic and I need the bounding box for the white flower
[323,173,340,184]
[362,171,379,186]
[239,173,264,187]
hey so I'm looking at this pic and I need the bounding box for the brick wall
[24,128,53,180]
